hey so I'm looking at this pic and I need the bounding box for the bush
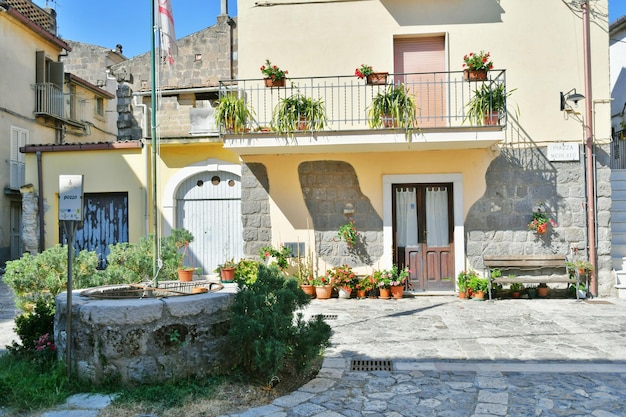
[227,264,331,384]
[3,245,99,313]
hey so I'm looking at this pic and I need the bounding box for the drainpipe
[36,151,45,253]
[581,0,597,296]
[134,99,150,236]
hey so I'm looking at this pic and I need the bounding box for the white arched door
[175,170,243,275]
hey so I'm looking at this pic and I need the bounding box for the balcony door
[394,36,446,128]
[393,183,454,291]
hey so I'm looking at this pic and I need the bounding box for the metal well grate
[350,359,394,372]
[315,314,338,320]
[584,299,613,305]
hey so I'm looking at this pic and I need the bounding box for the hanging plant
[337,219,358,247]
[528,209,557,235]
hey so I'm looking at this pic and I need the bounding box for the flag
[158,0,177,65]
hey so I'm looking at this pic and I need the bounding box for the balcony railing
[34,82,64,119]
[611,129,626,169]
[217,70,508,135]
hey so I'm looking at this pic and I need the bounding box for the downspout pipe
[36,151,45,253]
[582,0,597,296]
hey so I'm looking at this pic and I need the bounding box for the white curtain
[426,187,449,247]
[396,188,418,246]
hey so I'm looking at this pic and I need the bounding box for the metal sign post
[59,175,83,377]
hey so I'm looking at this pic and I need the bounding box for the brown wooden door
[393,184,454,291]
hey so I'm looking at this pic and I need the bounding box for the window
[95,96,104,117]
[10,127,28,190]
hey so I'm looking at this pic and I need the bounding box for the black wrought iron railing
[217,70,508,135]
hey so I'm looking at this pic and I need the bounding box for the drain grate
[584,299,613,305]
[350,359,394,372]
[315,314,338,320]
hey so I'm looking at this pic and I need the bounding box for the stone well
[54,282,236,384]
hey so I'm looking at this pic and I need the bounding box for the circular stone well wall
[54,286,236,384]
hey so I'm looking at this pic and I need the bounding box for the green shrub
[234,258,260,286]
[227,264,331,384]
[3,245,99,313]
[6,298,55,362]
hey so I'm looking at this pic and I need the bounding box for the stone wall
[241,163,271,258]
[465,145,613,295]
[55,288,236,384]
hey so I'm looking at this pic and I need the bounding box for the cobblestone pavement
[220,295,626,417]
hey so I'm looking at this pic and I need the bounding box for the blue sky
[34,0,626,59]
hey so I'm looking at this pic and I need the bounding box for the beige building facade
[228,0,613,295]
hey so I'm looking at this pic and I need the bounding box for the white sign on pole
[547,143,580,161]
[59,175,84,221]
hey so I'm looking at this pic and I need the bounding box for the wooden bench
[483,254,581,300]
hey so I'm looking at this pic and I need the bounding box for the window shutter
[10,127,28,190]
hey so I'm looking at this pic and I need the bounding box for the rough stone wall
[19,184,39,255]
[116,83,142,141]
[112,17,236,92]
[298,161,383,268]
[55,290,235,384]
[465,145,612,295]
[241,163,271,258]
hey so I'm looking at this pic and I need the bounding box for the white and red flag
[158,0,177,65]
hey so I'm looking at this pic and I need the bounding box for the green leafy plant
[324,264,357,289]
[468,276,489,293]
[235,258,260,286]
[463,50,494,71]
[457,270,478,293]
[465,83,516,126]
[215,92,255,134]
[260,59,288,81]
[337,219,358,247]
[367,84,418,133]
[528,209,557,234]
[355,64,373,79]
[356,274,377,292]
[509,282,524,292]
[271,94,327,134]
[566,259,594,272]
[259,244,292,271]
[226,264,331,384]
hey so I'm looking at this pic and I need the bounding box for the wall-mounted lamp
[560,88,585,112]
[343,203,355,216]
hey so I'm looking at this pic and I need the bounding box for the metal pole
[581,0,597,296]
[64,220,76,377]
[151,0,159,281]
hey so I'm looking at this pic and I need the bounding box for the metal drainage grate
[584,299,613,305]
[315,314,338,320]
[350,359,394,372]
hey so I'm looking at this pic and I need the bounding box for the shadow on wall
[298,161,382,267]
[380,0,503,26]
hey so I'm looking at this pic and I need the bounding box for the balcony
[218,70,508,155]
[34,82,86,128]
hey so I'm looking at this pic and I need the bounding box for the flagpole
[150,0,159,282]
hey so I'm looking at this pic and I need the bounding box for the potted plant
[271,94,327,134]
[215,258,237,283]
[457,270,478,298]
[462,50,494,81]
[326,264,356,299]
[468,275,489,300]
[355,64,388,85]
[368,84,418,133]
[566,259,594,276]
[260,59,288,87]
[234,258,260,287]
[312,274,333,299]
[337,219,358,248]
[389,265,409,299]
[528,209,557,235]
[465,83,515,126]
[526,284,538,299]
[537,282,549,298]
[215,92,255,134]
[509,281,524,299]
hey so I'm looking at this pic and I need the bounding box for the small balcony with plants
[216,66,510,155]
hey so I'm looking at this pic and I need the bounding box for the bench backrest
[483,254,566,269]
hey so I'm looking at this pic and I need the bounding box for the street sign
[59,175,84,221]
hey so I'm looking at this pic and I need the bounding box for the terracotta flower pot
[366,72,388,85]
[178,269,194,282]
[220,267,235,283]
[264,77,285,87]
[379,288,391,299]
[391,286,404,299]
[463,69,488,81]
[300,284,315,298]
[315,285,332,300]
